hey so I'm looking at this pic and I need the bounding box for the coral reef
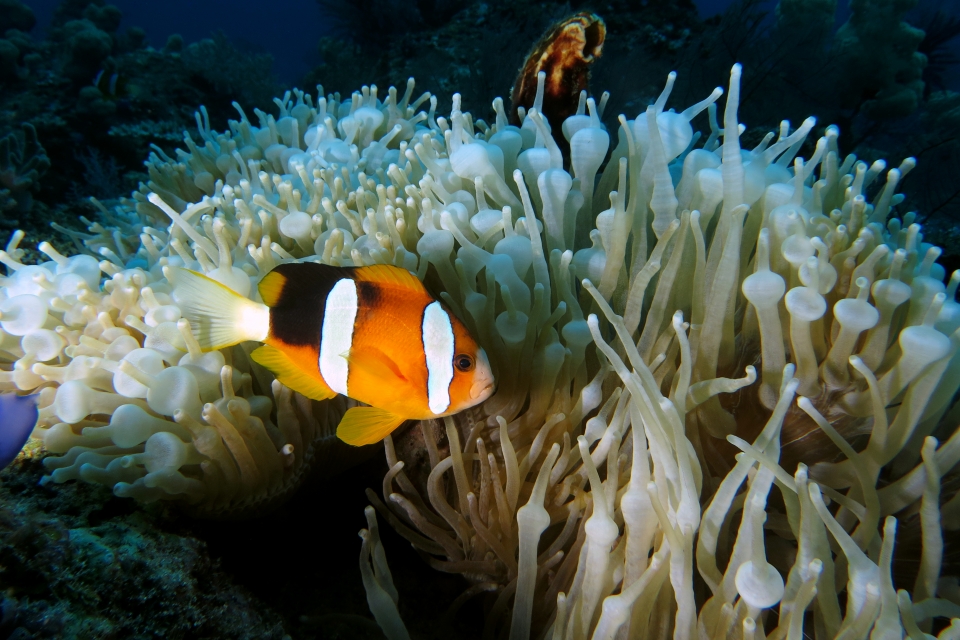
[54,16,115,82]
[834,0,928,119]
[0,452,287,638]
[0,123,50,224]
[776,0,837,36]
[914,4,960,95]
[179,31,279,111]
[0,0,36,34]
[0,0,282,250]
[897,90,960,234]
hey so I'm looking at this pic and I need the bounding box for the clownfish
[168,263,495,446]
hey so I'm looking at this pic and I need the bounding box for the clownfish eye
[454,354,475,372]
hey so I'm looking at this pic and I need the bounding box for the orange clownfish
[168,263,495,446]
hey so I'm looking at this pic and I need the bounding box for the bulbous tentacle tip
[0,392,38,470]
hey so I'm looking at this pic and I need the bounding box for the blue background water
[22,0,329,83]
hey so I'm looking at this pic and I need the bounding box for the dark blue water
[23,0,329,83]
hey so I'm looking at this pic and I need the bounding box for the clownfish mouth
[470,348,496,402]
[473,381,496,401]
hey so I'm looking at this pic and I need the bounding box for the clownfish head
[445,321,495,414]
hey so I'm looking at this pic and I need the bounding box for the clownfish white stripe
[422,301,454,415]
[319,278,358,396]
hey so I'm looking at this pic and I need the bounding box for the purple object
[0,393,38,470]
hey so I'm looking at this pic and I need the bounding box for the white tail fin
[166,267,270,350]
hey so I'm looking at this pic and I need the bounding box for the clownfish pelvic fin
[167,267,270,350]
[336,406,408,446]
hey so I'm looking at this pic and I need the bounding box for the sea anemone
[356,67,960,638]
[1,60,958,637]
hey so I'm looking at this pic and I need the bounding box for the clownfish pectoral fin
[343,346,408,385]
[336,406,407,446]
[250,345,337,402]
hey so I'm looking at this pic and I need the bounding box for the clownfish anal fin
[250,345,336,401]
[343,346,408,385]
[336,406,407,446]
[354,265,426,294]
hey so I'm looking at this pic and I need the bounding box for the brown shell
[509,12,606,143]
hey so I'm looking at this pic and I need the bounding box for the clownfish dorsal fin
[250,344,336,402]
[336,406,407,446]
[343,346,408,385]
[353,265,426,293]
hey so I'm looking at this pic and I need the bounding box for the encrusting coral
[0,49,957,638]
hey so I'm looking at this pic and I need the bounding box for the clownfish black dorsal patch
[258,262,353,310]
[258,262,352,347]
